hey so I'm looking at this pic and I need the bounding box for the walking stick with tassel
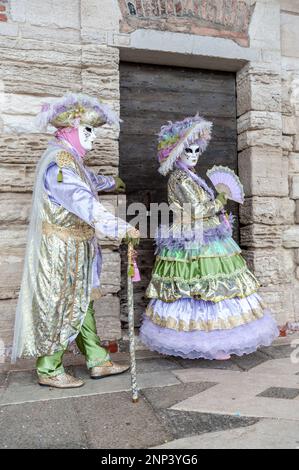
[127,241,140,403]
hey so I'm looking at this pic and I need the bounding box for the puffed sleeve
[86,169,116,192]
[44,160,130,240]
[176,174,224,219]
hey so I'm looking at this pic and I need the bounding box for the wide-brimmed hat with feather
[157,114,212,176]
[36,92,120,131]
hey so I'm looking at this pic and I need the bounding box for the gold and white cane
[127,242,139,403]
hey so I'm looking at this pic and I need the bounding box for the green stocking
[36,349,65,378]
[36,301,110,376]
[75,301,110,369]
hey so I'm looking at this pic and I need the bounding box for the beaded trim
[151,266,249,283]
[146,286,260,304]
[56,151,75,168]
[42,221,94,242]
[145,305,265,332]
[156,250,241,261]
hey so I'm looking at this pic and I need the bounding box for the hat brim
[158,120,212,176]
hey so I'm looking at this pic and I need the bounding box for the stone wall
[0,1,122,362]
[235,0,299,326]
[1,0,299,364]
[279,0,299,323]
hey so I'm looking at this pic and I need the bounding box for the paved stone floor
[0,336,299,449]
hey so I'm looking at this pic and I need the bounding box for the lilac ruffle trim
[147,293,265,328]
[155,214,234,252]
[139,311,279,360]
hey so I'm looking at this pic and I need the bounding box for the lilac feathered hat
[157,114,213,176]
[36,92,120,131]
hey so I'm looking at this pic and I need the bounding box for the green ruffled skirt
[146,238,260,303]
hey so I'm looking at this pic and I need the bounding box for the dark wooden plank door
[119,62,238,328]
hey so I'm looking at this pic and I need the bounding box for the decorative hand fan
[206,165,244,204]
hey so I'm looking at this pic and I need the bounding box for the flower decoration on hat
[157,114,213,176]
[36,92,120,131]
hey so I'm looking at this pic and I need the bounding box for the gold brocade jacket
[18,149,121,358]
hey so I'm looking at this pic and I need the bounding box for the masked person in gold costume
[12,93,139,388]
[140,115,279,360]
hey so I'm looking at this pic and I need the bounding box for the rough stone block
[293,283,299,321]
[2,114,39,134]
[293,119,299,150]
[240,224,283,248]
[280,1,299,15]
[0,63,81,98]
[258,284,295,325]
[0,299,17,333]
[0,225,26,299]
[0,193,31,224]
[19,24,81,44]
[282,115,297,135]
[81,0,121,32]
[0,329,14,356]
[81,69,120,100]
[237,66,281,116]
[238,128,282,151]
[282,226,299,248]
[99,249,121,295]
[94,294,121,341]
[237,111,282,134]
[0,133,56,164]
[2,93,52,118]
[281,12,299,58]
[242,248,294,286]
[0,21,19,37]
[248,0,281,51]
[0,132,118,177]
[295,200,299,223]
[289,153,299,173]
[238,147,288,197]
[290,175,299,199]
[0,164,36,192]
[87,138,119,169]
[81,44,119,69]
[282,135,294,152]
[239,197,295,225]
[0,299,17,358]
[0,259,23,300]
[10,0,81,30]
[0,37,82,67]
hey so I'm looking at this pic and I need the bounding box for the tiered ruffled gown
[140,169,279,359]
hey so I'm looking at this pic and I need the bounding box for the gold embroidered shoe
[90,361,130,380]
[38,372,84,389]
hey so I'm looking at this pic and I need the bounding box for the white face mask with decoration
[180,144,200,168]
[78,125,96,151]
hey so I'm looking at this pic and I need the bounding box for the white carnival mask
[78,125,96,151]
[180,144,200,167]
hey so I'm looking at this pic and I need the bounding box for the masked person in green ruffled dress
[12,93,139,388]
[140,115,279,360]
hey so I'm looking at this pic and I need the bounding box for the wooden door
[119,62,238,328]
